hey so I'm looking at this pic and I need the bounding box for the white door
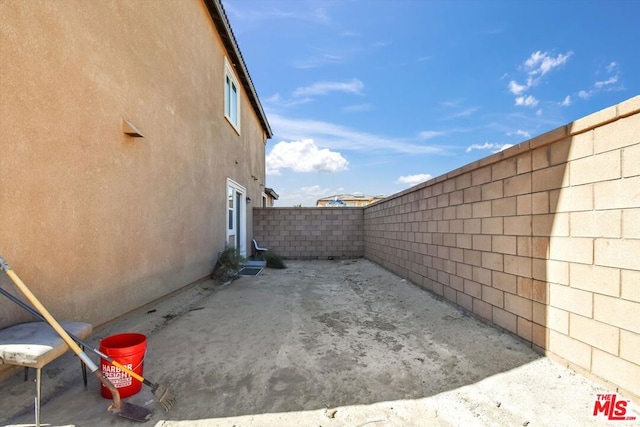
[226,179,247,256]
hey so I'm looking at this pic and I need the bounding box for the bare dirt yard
[2,259,637,426]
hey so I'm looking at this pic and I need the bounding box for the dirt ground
[2,259,638,426]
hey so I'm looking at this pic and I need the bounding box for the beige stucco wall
[0,0,267,336]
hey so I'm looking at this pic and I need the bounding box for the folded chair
[0,321,92,427]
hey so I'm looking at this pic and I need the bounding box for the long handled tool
[0,255,152,422]
[0,285,175,410]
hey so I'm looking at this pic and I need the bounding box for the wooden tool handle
[0,256,98,372]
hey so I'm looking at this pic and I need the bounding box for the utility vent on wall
[123,119,145,138]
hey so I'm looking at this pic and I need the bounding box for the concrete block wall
[253,96,640,400]
[364,95,640,400]
[253,207,364,259]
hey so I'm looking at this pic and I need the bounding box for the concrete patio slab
[2,259,637,426]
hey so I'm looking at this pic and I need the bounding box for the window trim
[224,58,241,133]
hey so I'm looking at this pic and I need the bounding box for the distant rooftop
[264,187,279,199]
[316,194,387,207]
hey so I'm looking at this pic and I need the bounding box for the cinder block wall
[253,207,364,259]
[364,95,640,400]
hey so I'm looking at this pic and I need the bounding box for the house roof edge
[204,0,273,138]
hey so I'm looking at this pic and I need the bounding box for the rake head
[153,383,176,411]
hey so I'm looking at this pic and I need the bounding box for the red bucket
[99,333,147,399]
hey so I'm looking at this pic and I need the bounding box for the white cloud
[266,139,348,175]
[292,53,344,69]
[515,95,539,107]
[342,103,373,113]
[265,93,281,103]
[594,75,618,88]
[560,95,572,106]
[578,90,591,100]
[524,50,572,76]
[266,79,366,107]
[466,142,514,153]
[441,100,461,108]
[373,40,392,48]
[442,107,480,120]
[574,62,622,102]
[397,173,433,186]
[312,7,330,24]
[507,50,572,105]
[300,185,329,198]
[508,80,528,95]
[265,92,312,108]
[418,130,444,140]
[266,113,448,155]
[223,3,332,25]
[293,79,363,97]
[508,130,531,138]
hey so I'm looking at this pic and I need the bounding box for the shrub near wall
[364,95,640,401]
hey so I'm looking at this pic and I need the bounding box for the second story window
[224,58,240,131]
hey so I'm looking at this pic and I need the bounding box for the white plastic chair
[252,239,268,260]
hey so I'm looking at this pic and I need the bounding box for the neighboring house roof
[317,194,386,202]
[316,194,387,207]
[204,0,273,138]
[265,188,279,199]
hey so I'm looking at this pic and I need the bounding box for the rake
[0,256,152,422]
[0,276,175,411]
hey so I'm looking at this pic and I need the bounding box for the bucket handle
[130,349,147,372]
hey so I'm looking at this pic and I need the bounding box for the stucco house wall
[0,0,270,335]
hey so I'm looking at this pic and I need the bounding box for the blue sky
[222,0,640,206]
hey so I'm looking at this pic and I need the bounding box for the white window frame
[224,58,241,133]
